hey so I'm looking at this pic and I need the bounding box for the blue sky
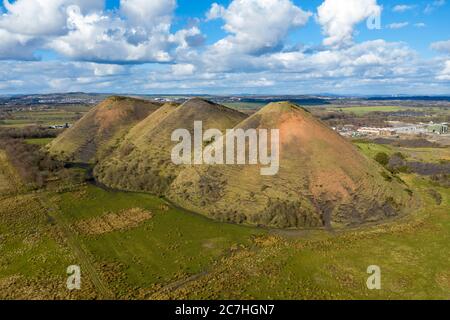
[0,0,449,95]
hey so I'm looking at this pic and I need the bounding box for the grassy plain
[0,105,91,128]
[327,106,406,115]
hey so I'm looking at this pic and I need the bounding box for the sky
[0,0,449,95]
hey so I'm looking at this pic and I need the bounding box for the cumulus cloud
[0,0,448,95]
[120,0,175,44]
[436,60,450,80]
[171,63,196,76]
[431,40,450,54]
[0,29,38,60]
[206,0,311,55]
[268,40,417,78]
[0,0,196,64]
[317,0,381,47]
[49,6,172,63]
[0,0,104,36]
[206,3,227,21]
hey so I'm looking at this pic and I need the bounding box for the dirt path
[37,195,115,300]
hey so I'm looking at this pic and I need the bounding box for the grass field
[51,185,264,298]
[25,138,55,146]
[327,106,405,115]
[0,106,91,128]
[355,141,450,163]
[326,105,450,116]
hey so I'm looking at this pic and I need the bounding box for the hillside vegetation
[94,98,247,195]
[168,102,412,229]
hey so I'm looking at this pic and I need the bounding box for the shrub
[374,152,389,166]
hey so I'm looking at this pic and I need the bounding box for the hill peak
[181,97,217,108]
[259,101,311,115]
[103,96,148,104]
[179,98,246,117]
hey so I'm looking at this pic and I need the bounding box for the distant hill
[47,96,161,163]
[94,98,248,194]
[167,102,411,229]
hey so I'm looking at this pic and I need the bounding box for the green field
[0,106,91,128]
[355,141,450,163]
[327,106,405,115]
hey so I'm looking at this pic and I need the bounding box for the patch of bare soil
[75,208,152,236]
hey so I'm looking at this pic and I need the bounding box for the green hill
[94,98,248,194]
[47,96,161,163]
[167,102,412,229]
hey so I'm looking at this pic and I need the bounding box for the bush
[374,152,389,166]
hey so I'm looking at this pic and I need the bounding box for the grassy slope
[48,97,160,163]
[0,151,21,194]
[25,138,55,146]
[95,98,248,195]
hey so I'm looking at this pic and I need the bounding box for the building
[356,127,397,136]
[427,123,448,134]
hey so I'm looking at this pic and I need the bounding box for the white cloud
[91,63,126,76]
[431,40,450,54]
[120,0,175,34]
[0,0,195,64]
[436,60,450,80]
[171,63,196,76]
[425,0,446,14]
[393,5,416,12]
[244,78,275,87]
[0,0,448,95]
[0,29,37,60]
[49,6,172,63]
[0,0,104,36]
[268,40,416,77]
[207,0,311,55]
[206,3,227,21]
[414,22,426,28]
[386,22,409,29]
[317,0,381,47]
